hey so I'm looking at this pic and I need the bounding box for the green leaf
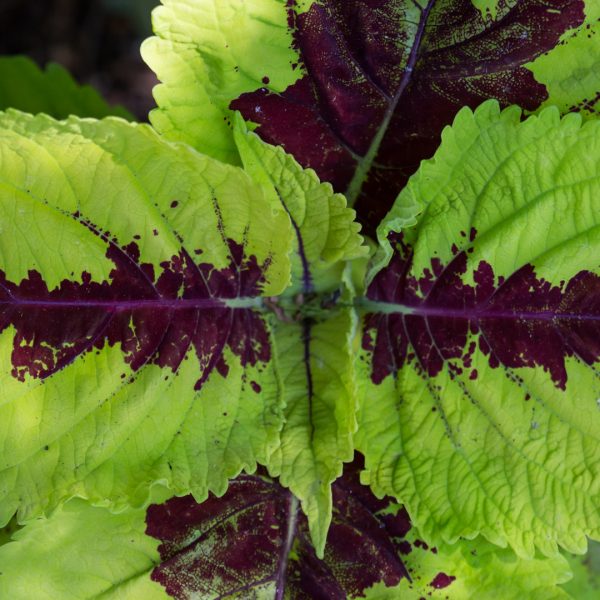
[0,462,572,599]
[234,120,366,555]
[233,116,366,294]
[0,489,170,600]
[357,100,600,557]
[0,56,133,120]
[140,0,302,163]
[529,1,600,118]
[561,540,600,599]
[0,109,293,525]
[367,535,571,600]
[142,1,600,237]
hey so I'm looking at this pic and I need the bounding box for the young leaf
[0,56,133,120]
[0,460,572,600]
[357,100,600,558]
[234,121,366,555]
[142,0,600,233]
[0,110,292,525]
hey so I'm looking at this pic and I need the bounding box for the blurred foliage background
[0,0,158,120]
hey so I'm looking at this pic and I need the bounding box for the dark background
[0,0,159,120]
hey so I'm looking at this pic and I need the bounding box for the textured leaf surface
[370,521,571,600]
[141,0,300,164]
[0,461,572,599]
[0,56,133,120]
[357,101,600,557]
[231,0,596,234]
[143,0,600,234]
[145,463,411,599]
[0,110,292,525]
[235,122,366,554]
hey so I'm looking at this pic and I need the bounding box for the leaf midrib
[344,0,436,206]
[0,297,260,310]
[360,299,600,322]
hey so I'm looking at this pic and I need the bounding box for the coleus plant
[0,0,599,598]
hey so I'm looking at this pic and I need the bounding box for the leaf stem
[344,0,435,206]
[275,493,300,600]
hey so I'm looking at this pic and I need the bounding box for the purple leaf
[145,458,414,599]
[232,0,585,234]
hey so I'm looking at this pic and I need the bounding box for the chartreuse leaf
[234,118,367,555]
[561,540,600,599]
[0,488,172,600]
[529,1,600,118]
[0,460,573,599]
[144,0,600,233]
[357,100,600,558]
[0,56,133,120]
[140,0,302,164]
[367,525,572,599]
[0,109,293,526]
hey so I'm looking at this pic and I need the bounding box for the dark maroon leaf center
[363,233,600,389]
[145,459,415,599]
[232,0,584,234]
[0,222,271,389]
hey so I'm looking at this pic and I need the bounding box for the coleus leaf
[142,0,600,233]
[529,2,600,117]
[141,0,300,164]
[0,489,170,600]
[0,56,133,120]
[0,110,293,525]
[234,119,366,555]
[0,459,572,599]
[356,100,600,558]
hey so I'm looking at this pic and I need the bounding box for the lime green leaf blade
[0,490,170,600]
[0,464,572,600]
[367,534,571,600]
[266,309,357,557]
[528,1,600,118]
[234,121,366,555]
[141,0,301,163]
[0,110,292,525]
[0,56,133,120]
[233,117,366,293]
[357,100,600,557]
[561,541,600,599]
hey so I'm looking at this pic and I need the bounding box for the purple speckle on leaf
[430,572,456,589]
[145,456,413,599]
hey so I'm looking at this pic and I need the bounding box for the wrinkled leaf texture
[358,101,600,557]
[0,459,573,599]
[0,109,292,525]
[144,0,600,233]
